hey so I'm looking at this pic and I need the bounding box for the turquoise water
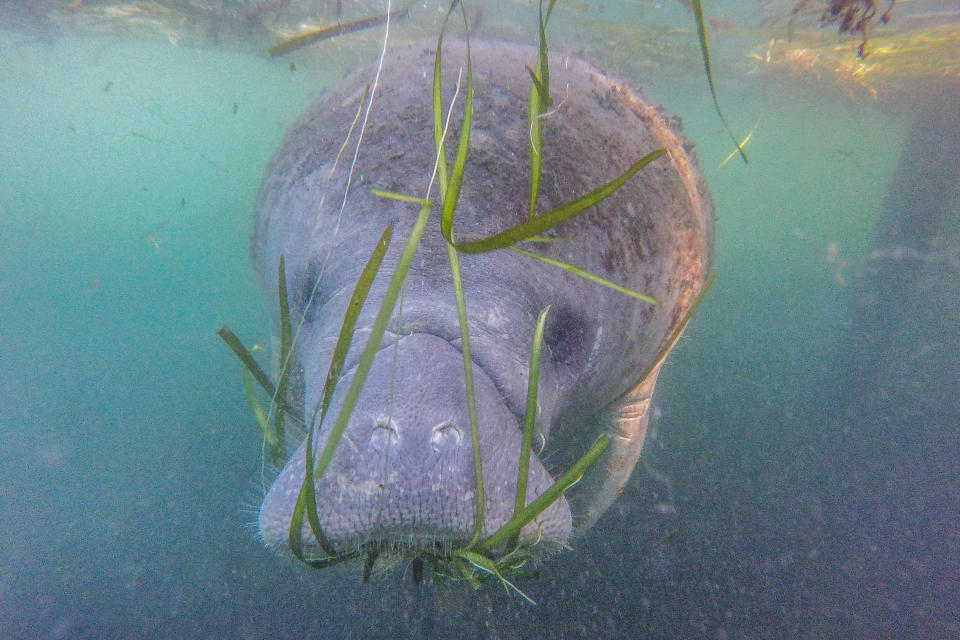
[1,5,958,639]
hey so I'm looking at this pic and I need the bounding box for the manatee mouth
[258,332,573,567]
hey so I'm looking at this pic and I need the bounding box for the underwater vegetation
[267,4,411,57]
[792,0,896,57]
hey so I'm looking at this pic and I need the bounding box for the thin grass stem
[309,203,431,505]
[288,226,394,560]
[509,305,550,551]
[433,0,486,548]
[241,368,279,447]
[448,149,666,253]
[691,0,747,163]
[510,247,661,305]
[273,256,292,466]
[479,435,610,554]
[218,326,275,398]
[527,0,557,218]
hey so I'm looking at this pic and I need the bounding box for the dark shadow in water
[817,79,960,638]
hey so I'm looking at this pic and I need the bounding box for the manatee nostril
[370,418,399,450]
[430,421,462,448]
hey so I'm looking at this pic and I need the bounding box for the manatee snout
[259,333,571,559]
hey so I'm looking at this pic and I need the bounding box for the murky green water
[1,2,957,638]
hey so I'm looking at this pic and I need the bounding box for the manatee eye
[543,305,592,367]
[370,418,399,450]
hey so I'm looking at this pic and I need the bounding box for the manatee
[253,40,713,567]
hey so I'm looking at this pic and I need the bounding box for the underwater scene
[1,1,957,638]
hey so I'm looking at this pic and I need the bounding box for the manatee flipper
[571,274,713,533]
[574,365,662,532]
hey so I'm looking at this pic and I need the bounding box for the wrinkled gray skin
[253,41,713,563]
